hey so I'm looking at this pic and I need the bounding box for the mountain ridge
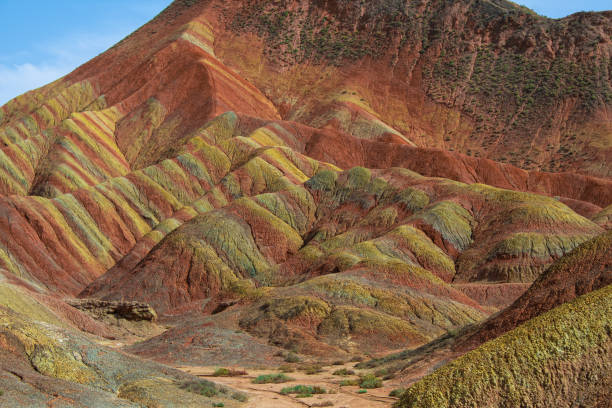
[0,1,610,407]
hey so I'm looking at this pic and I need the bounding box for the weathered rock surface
[67,299,158,321]
[0,0,610,405]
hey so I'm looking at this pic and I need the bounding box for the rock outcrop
[67,299,158,321]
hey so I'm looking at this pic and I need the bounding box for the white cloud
[0,62,73,105]
[0,1,171,106]
[0,32,125,105]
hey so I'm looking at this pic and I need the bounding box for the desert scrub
[284,352,300,363]
[281,385,326,397]
[180,379,226,397]
[300,364,324,375]
[389,388,406,397]
[212,368,247,377]
[397,284,612,408]
[359,374,383,388]
[340,379,360,386]
[231,392,248,402]
[332,368,355,376]
[252,373,293,384]
[212,403,224,407]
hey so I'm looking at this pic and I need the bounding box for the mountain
[358,230,611,406]
[0,0,610,406]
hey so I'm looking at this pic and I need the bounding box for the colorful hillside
[0,0,610,406]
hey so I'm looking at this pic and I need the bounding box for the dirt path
[177,363,398,408]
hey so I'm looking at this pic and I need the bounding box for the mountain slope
[396,284,612,408]
[0,0,610,406]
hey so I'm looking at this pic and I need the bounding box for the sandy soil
[177,363,398,408]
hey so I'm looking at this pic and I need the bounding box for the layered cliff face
[216,0,612,176]
[0,0,610,406]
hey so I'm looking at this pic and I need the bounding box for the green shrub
[180,380,223,397]
[359,374,383,389]
[232,392,248,402]
[212,403,224,408]
[358,389,367,394]
[300,364,323,375]
[332,368,355,376]
[340,379,359,386]
[212,368,247,377]
[285,352,301,363]
[281,385,326,395]
[389,388,406,397]
[253,373,293,384]
[374,368,388,377]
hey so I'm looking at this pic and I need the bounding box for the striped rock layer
[0,0,610,406]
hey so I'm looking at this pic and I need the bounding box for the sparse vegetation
[231,392,248,402]
[284,352,301,363]
[252,373,293,384]
[339,379,360,386]
[278,364,295,373]
[359,373,383,389]
[281,385,327,398]
[332,368,355,376]
[389,388,406,397]
[311,402,334,407]
[180,379,227,398]
[212,368,247,377]
[300,364,324,375]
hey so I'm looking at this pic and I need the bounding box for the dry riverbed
[176,363,398,408]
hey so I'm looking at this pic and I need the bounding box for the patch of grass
[231,392,248,402]
[300,364,323,375]
[212,403,224,408]
[281,385,326,396]
[212,368,247,377]
[180,379,226,398]
[340,379,360,386]
[374,368,388,377]
[358,389,367,394]
[252,373,293,384]
[359,374,383,389]
[332,368,355,376]
[389,388,406,397]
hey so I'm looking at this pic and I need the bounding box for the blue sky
[0,1,172,105]
[0,0,610,105]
